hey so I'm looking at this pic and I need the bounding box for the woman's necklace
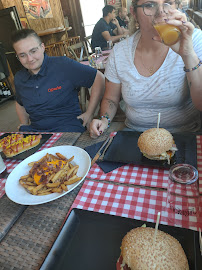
[140,56,155,75]
[140,39,155,76]
[139,39,167,76]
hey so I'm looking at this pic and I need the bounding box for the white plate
[5,146,91,205]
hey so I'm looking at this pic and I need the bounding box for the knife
[91,137,110,167]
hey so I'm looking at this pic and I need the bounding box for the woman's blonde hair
[128,0,140,35]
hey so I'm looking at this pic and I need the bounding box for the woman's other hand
[89,119,108,138]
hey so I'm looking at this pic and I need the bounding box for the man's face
[120,8,128,19]
[109,9,116,20]
[13,36,45,74]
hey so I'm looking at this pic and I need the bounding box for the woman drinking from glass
[89,0,202,138]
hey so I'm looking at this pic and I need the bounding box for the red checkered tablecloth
[0,132,62,198]
[87,135,202,193]
[72,180,202,231]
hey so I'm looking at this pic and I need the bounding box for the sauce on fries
[19,153,82,195]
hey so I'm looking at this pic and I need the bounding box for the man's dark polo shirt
[14,54,97,132]
[91,18,116,50]
[116,16,127,28]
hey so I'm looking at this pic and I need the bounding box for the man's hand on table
[77,112,94,130]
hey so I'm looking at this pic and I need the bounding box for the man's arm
[111,18,124,35]
[15,102,30,125]
[77,70,105,128]
[102,30,125,43]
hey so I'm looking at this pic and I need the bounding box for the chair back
[45,36,82,58]
[45,41,69,57]
[84,35,92,53]
[67,41,89,62]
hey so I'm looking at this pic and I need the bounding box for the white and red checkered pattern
[0,132,62,198]
[72,180,202,231]
[87,135,202,193]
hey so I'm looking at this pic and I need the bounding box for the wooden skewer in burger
[137,113,177,164]
[116,212,189,270]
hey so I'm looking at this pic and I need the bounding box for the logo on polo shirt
[48,86,62,92]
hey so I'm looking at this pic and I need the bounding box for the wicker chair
[67,41,89,62]
[84,35,92,53]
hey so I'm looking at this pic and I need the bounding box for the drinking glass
[107,40,113,50]
[152,17,181,46]
[94,47,102,59]
[166,164,200,225]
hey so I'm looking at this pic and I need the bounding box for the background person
[11,29,105,132]
[90,0,202,138]
[91,5,126,51]
[116,7,130,32]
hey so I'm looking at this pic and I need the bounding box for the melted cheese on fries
[34,160,66,185]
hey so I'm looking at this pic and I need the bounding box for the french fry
[37,188,52,194]
[61,184,68,191]
[64,176,82,185]
[66,165,79,177]
[49,154,59,161]
[19,152,81,196]
[25,182,36,186]
[67,156,74,163]
[20,174,30,179]
[37,191,52,195]
[32,184,44,195]
[73,166,79,175]
[51,187,63,193]
[46,182,61,188]
[28,161,35,167]
[51,169,66,183]
[27,177,34,182]
[56,152,67,160]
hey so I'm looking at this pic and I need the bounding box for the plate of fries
[5,146,91,205]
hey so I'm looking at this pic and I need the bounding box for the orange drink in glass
[154,23,181,46]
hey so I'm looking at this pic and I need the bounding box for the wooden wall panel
[1,0,68,45]
[60,0,76,37]
[60,0,85,39]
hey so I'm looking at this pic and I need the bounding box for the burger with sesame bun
[116,227,189,270]
[137,128,177,164]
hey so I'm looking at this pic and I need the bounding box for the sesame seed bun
[137,128,175,158]
[118,227,189,270]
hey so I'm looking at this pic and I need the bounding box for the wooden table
[0,124,201,269]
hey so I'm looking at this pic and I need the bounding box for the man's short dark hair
[11,29,42,46]
[102,5,115,17]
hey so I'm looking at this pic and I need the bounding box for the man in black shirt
[91,5,126,51]
[116,7,129,29]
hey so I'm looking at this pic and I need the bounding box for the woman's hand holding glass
[152,6,195,56]
[164,9,195,56]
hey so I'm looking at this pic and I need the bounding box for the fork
[98,137,114,161]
